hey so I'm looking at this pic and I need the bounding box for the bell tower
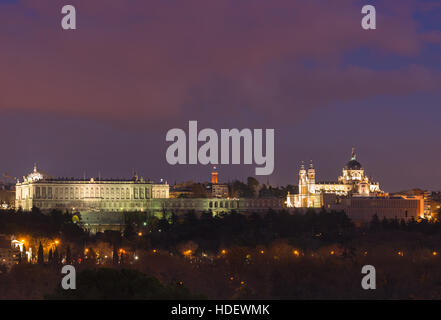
[211,166,218,184]
[298,161,307,195]
[307,160,316,194]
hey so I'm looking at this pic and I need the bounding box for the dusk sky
[1,0,440,192]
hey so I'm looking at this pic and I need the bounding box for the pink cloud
[0,0,439,129]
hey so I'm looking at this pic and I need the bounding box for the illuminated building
[15,164,170,212]
[287,148,383,208]
[323,194,424,223]
[210,167,229,198]
[15,165,284,233]
[11,237,32,263]
[0,235,21,271]
[0,188,14,210]
[211,167,218,184]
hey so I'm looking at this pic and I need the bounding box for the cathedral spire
[351,147,356,160]
[309,160,314,169]
[33,163,37,173]
[300,160,305,170]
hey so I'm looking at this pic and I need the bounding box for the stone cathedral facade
[287,148,383,208]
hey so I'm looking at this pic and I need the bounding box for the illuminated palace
[15,164,170,212]
[287,148,383,208]
[15,165,285,232]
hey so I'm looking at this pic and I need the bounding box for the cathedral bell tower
[298,161,307,195]
[307,160,316,194]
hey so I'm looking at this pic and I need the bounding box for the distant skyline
[1,0,440,192]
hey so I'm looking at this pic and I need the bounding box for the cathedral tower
[307,160,316,194]
[298,161,307,195]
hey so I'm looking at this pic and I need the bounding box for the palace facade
[15,165,285,232]
[287,148,383,208]
[15,165,170,212]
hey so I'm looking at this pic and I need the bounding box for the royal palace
[14,165,284,232]
[15,165,170,213]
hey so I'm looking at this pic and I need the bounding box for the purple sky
[1,0,440,192]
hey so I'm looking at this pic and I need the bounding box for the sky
[0,0,440,192]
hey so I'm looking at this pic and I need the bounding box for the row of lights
[21,238,441,261]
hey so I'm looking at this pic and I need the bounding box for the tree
[48,248,53,264]
[53,247,60,265]
[113,245,119,264]
[21,244,27,264]
[247,177,259,196]
[190,183,208,198]
[37,242,44,265]
[66,245,72,264]
[45,268,204,299]
[124,223,136,241]
[369,214,381,231]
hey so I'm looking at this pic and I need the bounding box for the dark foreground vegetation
[1,208,441,299]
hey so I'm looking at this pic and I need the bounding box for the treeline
[368,214,441,235]
[176,176,297,198]
[46,268,203,300]
[127,210,441,254]
[4,207,441,256]
[0,208,86,242]
[141,209,355,252]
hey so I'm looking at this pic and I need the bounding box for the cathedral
[287,148,383,208]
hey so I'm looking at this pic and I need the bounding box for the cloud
[0,0,439,129]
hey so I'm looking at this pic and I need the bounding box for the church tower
[307,160,316,194]
[211,166,218,184]
[298,161,307,196]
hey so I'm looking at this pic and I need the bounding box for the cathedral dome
[344,148,362,170]
[24,164,52,182]
[345,159,362,170]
